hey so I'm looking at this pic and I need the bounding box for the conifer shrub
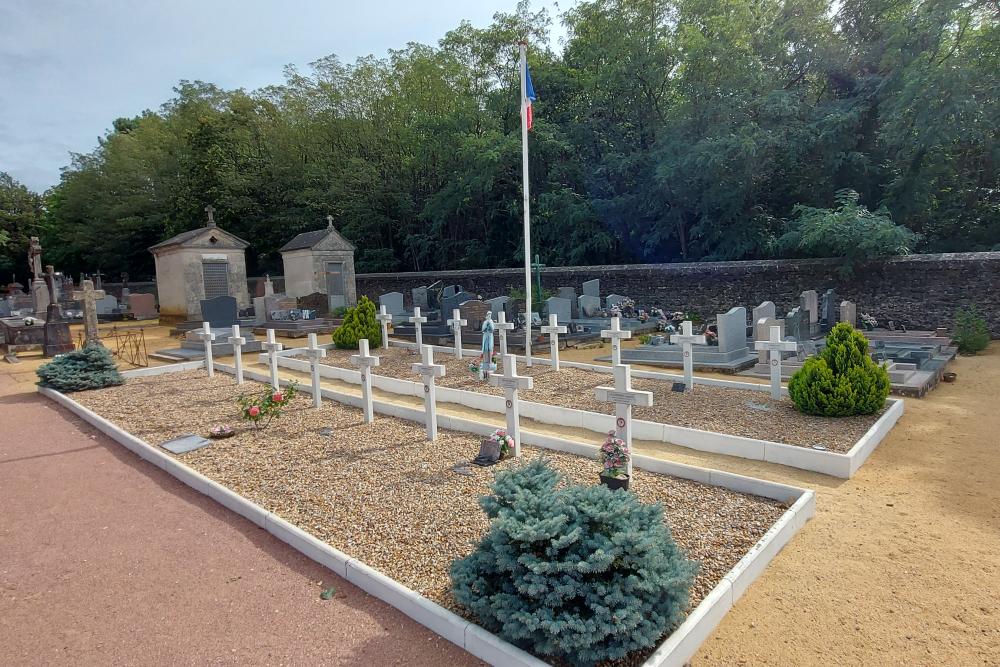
[788,322,890,416]
[331,296,381,349]
[953,306,989,355]
[36,343,124,392]
[450,459,696,666]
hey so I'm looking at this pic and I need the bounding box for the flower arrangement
[237,382,299,429]
[469,352,498,376]
[209,424,236,439]
[23,316,36,326]
[599,430,630,479]
[619,296,636,317]
[859,312,878,330]
[488,428,515,459]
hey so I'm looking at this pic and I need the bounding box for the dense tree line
[2,0,998,283]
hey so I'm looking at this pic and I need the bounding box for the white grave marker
[376,305,393,350]
[409,306,427,349]
[350,338,381,423]
[669,320,707,392]
[496,310,514,358]
[447,308,467,359]
[230,324,247,384]
[601,316,632,366]
[754,325,798,400]
[488,354,533,457]
[411,345,446,440]
[262,328,284,390]
[595,364,653,477]
[540,314,568,371]
[192,322,216,378]
[304,333,327,409]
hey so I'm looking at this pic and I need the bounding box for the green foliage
[237,382,298,429]
[778,190,919,275]
[450,459,696,666]
[509,286,554,313]
[638,333,652,344]
[331,296,381,349]
[788,323,890,416]
[0,172,44,283]
[953,307,990,355]
[36,343,124,392]
[331,306,349,318]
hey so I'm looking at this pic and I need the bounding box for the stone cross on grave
[540,314,568,371]
[411,344,446,441]
[409,306,427,349]
[304,333,328,409]
[670,320,707,392]
[595,364,653,477]
[192,322,217,378]
[262,328,284,390]
[488,354,533,457]
[447,308,467,359]
[376,305,393,351]
[496,310,514,358]
[72,279,106,346]
[350,338,381,423]
[230,324,247,384]
[755,325,798,400]
[601,316,632,366]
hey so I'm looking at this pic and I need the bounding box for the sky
[0,0,564,193]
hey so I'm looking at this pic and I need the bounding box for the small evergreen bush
[953,306,989,355]
[331,296,381,349]
[36,343,124,392]
[450,459,696,666]
[788,323,890,416]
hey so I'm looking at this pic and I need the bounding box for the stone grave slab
[716,307,748,353]
[485,296,509,317]
[199,295,238,327]
[95,294,120,315]
[160,434,212,454]
[578,294,601,318]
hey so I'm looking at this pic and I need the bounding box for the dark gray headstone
[785,307,806,341]
[442,285,462,299]
[160,434,212,454]
[199,295,238,327]
[0,299,10,318]
[441,290,475,319]
[412,287,429,310]
[485,296,509,317]
[557,287,578,318]
[820,289,838,331]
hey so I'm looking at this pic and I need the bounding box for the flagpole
[519,41,533,366]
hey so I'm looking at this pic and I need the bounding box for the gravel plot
[75,371,786,642]
[319,347,880,453]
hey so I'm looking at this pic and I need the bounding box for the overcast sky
[1,0,562,193]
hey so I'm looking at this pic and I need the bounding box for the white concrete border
[40,367,815,667]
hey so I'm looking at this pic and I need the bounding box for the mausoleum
[279,215,356,310]
[148,206,251,323]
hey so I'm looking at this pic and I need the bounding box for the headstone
[800,290,819,325]
[820,289,838,331]
[785,307,807,341]
[755,325,798,400]
[447,308,467,359]
[409,307,427,348]
[95,294,120,316]
[441,290,475,319]
[379,292,406,318]
[230,324,247,384]
[557,287,576,301]
[601,316,632,366]
[496,310,514,358]
[191,322,217,377]
[31,279,49,316]
[753,301,776,324]
[485,296,509,318]
[298,292,330,317]
[670,320,708,391]
[578,294,601,317]
[411,345,445,440]
[840,300,857,328]
[755,317,784,363]
[128,293,157,320]
[594,364,653,477]
[716,307,748,353]
[350,338,381,423]
[582,279,600,297]
[71,280,106,346]
[605,294,626,310]
[459,300,490,332]
[261,328,284,390]
[441,285,462,299]
[412,286,429,310]
[43,303,73,356]
[304,333,327,409]
[376,305,393,350]
[488,354,533,457]
[200,295,238,327]
[556,287,577,318]
[540,314,568,371]
[544,296,572,325]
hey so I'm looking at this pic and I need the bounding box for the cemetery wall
[356,252,1000,335]
[100,282,157,300]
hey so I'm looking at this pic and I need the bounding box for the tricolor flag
[524,65,537,130]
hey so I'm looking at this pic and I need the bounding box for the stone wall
[356,252,1000,335]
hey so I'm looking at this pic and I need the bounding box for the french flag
[524,65,537,130]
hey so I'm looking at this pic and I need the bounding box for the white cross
[540,314,568,371]
[191,322,216,377]
[230,324,247,384]
[601,316,632,366]
[350,338,381,423]
[447,308,467,359]
[261,328,284,390]
[376,305,393,350]
[411,345,446,440]
[595,364,653,477]
[495,310,514,358]
[755,325,798,400]
[409,306,427,349]
[304,333,327,409]
[488,354,533,457]
[670,320,707,392]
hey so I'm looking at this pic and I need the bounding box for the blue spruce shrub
[36,342,124,392]
[450,459,696,666]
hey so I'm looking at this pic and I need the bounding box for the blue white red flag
[524,65,537,130]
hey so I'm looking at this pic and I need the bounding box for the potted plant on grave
[598,430,630,491]
[468,352,499,377]
[489,428,515,459]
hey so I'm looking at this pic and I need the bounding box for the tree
[0,172,44,284]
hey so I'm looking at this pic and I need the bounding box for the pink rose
[248,406,261,417]
[272,392,284,402]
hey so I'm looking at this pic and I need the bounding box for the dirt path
[0,376,480,666]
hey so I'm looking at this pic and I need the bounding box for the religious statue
[480,311,497,376]
[27,237,42,279]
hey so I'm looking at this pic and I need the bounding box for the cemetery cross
[601,316,631,366]
[350,338,381,423]
[409,306,427,349]
[375,305,393,350]
[304,333,327,409]
[754,325,798,400]
[540,313,568,371]
[487,353,533,457]
[71,279,106,346]
[411,345,446,441]
[594,364,653,477]
[447,308,467,359]
[262,328,284,390]
[192,322,217,378]
[670,320,707,392]
[495,310,514,358]
[230,324,247,384]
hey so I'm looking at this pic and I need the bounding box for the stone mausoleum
[149,206,251,323]
[280,216,357,310]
